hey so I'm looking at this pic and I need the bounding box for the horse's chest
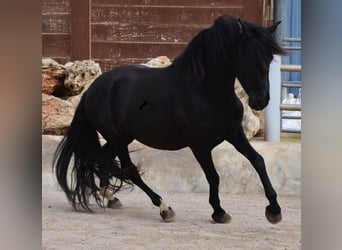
[186,121,230,144]
[181,102,242,145]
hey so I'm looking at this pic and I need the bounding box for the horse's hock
[42,57,260,139]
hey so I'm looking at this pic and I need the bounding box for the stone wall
[43,135,301,196]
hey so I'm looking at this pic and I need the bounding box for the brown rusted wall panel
[92,41,185,60]
[42,0,266,71]
[42,33,71,64]
[42,0,70,13]
[71,0,91,60]
[92,0,243,6]
[92,59,147,71]
[42,0,71,64]
[42,34,70,57]
[91,6,242,26]
[42,14,70,33]
[92,41,185,71]
[90,2,250,71]
[242,0,265,24]
[92,24,204,43]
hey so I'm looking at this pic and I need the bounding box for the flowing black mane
[173,16,240,78]
[173,16,286,78]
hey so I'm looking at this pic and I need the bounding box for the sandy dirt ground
[42,184,301,250]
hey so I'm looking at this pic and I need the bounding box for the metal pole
[264,0,283,141]
[273,0,283,44]
[265,55,281,141]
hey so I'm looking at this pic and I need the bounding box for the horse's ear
[238,18,246,34]
[238,18,251,35]
[237,18,243,33]
[267,21,281,34]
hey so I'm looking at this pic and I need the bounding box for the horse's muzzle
[248,96,269,110]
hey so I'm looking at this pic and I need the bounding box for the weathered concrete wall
[43,135,301,196]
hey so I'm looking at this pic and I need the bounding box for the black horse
[53,16,286,224]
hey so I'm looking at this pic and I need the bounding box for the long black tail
[52,95,126,211]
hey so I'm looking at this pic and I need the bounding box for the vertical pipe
[273,0,284,44]
[265,55,281,141]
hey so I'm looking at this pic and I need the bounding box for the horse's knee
[251,154,267,173]
[206,170,220,186]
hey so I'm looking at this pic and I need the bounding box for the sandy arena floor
[43,184,300,250]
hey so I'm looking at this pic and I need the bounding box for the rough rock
[42,58,61,68]
[42,93,74,135]
[234,80,261,139]
[42,59,102,134]
[64,60,102,96]
[141,56,171,68]
[252,109,264,136]
[41,59,67,96]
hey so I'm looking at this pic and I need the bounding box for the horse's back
[83,64,184,146]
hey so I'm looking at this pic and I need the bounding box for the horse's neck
[171,60,237,100]
[203,66,237,99]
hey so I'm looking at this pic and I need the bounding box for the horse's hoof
[212,212,232,223]
[160,206,176,222]
[107,198,122,209]
[265,205,282,224]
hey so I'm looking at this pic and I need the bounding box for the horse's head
[230,18,286,110]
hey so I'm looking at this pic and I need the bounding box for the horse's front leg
[191,147,231,223]
[226,127,282,224]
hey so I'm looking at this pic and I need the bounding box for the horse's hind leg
[117,145,175,222]
[98,143,122,209]
[99,179,123,209]
[226,127,282,224]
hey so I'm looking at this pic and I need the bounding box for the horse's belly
[124,103,188,149]
[132,128,187,150]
